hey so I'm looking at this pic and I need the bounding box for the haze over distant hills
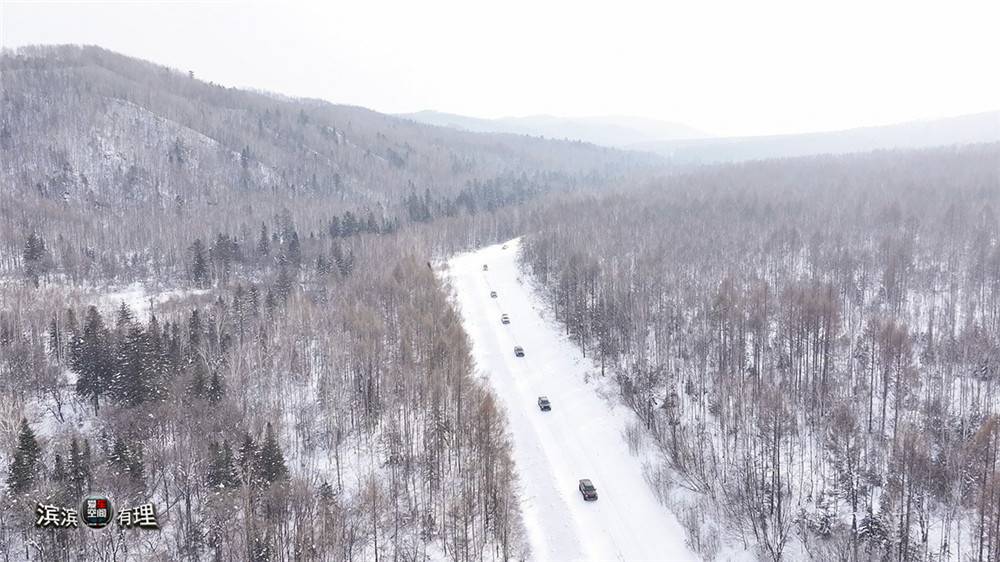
[635,110,1000,163]
[400,109,1000,163]
[398,110,708,148]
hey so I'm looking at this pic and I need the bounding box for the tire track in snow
[445,238,695,562]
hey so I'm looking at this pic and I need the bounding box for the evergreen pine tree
[114,322,152,406]
[239,433,258,486]
[265,289,277,319]
[257,422,288,485]
[343,211,357,236]
[221,441,238,487]
[48,315,61,363]
[275,265,294,302]
[72,306,112,414]
[338,249,355,277]
[316,254,331,275]
[189,361,208,398]
[115,301,134,334]
[109,438,145,484]
[250,535,272,562]
[68,438,90,499]
[146,313,167,400]
[52,453,66,483]
[207,370,224,402]
[23,231,50,287]
[318,480,335,502]
[287,231,301,270]
[81,439,92,488]
[65,307,78,339]
[247,285,260,317]
[188,309,202,357]
[190,238,210,288]
[187,308,206,395]
[858,508,888,551]
[258,223,270,257]
[165,321,183,373]
[207,440,239,489]
[109,438,130,476]
[52,452,71,504]
[6,419,42,494]
[331,242,344,275]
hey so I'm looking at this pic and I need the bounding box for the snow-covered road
[445,239,695,562]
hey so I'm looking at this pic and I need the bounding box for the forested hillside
[4,43,999,562]
[520,144,1000,560]
[0,45,651,282]
[0,45,653,561]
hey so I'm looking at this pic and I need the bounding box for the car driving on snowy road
[578,479,598,501]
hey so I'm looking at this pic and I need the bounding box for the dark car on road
[537,396,551,411]
[514,346,524,357]
[501,313,510,324]
[490,291,497,298]
[483,264,488,271]
[579,479,598,501]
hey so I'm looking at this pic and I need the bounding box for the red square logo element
[96,500,107,509]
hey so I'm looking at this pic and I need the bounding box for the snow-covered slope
[445,239,695,562]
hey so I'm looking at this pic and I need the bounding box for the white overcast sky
[2,0,998,136]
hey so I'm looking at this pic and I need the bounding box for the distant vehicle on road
[514,346,524,357]
[502,244,508,249]
[490,291,497,298]
[579,479,598,501]
[501,313,510,324]
[537,396,551,411]
[483,264,488,271]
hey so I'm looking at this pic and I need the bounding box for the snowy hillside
[445,239,695,561]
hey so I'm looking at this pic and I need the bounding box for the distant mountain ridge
[0,44,668,269]
[398,110,708,147]
[0,45,656,211]
[400,109,1000,161]
[634,111,1000,164]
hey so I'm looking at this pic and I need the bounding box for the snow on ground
[19,284,208,448]
[445,238,696,562]
[97,282,210,322]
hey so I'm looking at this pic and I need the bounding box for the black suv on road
[514,346,524,357]
[578,479,598,501]
[537,396,551,411]
[501,313,510,324]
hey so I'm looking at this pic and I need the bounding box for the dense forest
[4,229,531,561]
[0,45,647,561]
[0,45,650,282]
[3,44,999,562]
[520,144,1000,560]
